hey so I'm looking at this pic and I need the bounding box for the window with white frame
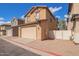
[35,10,40,22]
[11,19,17,26]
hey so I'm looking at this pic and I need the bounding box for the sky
[0,3,69,25]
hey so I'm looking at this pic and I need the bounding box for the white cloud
[49,7,62,13]
[6,21,11,23]
[0,17,11,25]
[0,21,11,25]
[21,15,24,19]
[0,17,4,21]
[56,16,61,19]
[64,14,69,18]
[0,17,5,25]
[64,14,72,18]
[0,21,5,25]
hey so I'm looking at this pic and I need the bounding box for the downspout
[71,18,76,41]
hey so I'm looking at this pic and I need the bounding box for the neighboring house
[18,6,57,41]
[67,3,79,33]
[11,17,24,36]
[0,23,11,36]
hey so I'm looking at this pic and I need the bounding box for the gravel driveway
[0,38,40,56]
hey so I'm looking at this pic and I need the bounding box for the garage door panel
[6,29,12,36]
[22,27,36,40]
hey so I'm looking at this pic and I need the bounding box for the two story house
[10,17,24,36]
[0,23,11,36]
[0,6,57,41]
[67,3,79,33]
[18,6,57,41]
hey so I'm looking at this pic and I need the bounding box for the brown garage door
[21,27,36,40]
[13,27,18,36]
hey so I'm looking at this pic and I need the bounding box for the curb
[0,37,63,56]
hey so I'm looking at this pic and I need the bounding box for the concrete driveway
[27,39,79,56]
[0,38,40,56]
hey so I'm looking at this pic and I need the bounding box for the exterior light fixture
[35,10,40,24]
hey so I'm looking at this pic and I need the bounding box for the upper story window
[11,19,17,26]
[35,10,40,22]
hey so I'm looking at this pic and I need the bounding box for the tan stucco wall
[19,7,57,40]
[0,26,5,30]
[68,3,79,31]
[0,25,11,36]
[0,31,6,36]
[36,21,49,40]
[25,8,46,23]
[36,24,42,40]
[36,8,57,40]
[70,3,79,15]
[0,32,3,36]
[67,21,73,30]
[74,21,79,33]
[46,9,57,30]
[40,21,49,40]
[18,27,21,37]
[40,8,46,20]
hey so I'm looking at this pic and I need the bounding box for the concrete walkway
[1,36,79,56]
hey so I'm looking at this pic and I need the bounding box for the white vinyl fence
[49,30,72,40]
[49,30,79,43]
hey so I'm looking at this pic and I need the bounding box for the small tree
[57,20,66,30]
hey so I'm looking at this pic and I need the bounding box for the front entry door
[13,27,18,36]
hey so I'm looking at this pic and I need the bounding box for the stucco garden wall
[49,30,72,40]
[49,30,79,43]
